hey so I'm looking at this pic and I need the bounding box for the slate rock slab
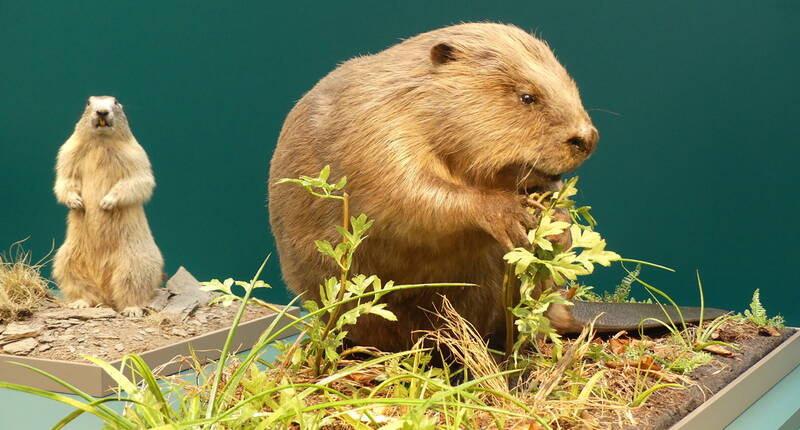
[161,267,213,320]
[0,320,45,344]
[2,337,38,355]
[37,307,117,320]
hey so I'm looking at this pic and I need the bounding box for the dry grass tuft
[426,296,511,401]
[0,240,52,322]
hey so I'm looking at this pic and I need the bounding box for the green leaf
[367,304,397,321]
[333,176,347,190]
[315,240,336,259]
[570,224,602,249]
[529,214,569,250]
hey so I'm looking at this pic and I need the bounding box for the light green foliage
[279,165,399,375]
[664,351,713,374]
[503,177,621,357]
[505,179,620,288]
[742,288,785,329]
[276,164,347,200]
[201,278,271,307]
[508,286,571,355]
[304,274,397,372]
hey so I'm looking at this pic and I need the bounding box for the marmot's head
[77,96,131,138]
[421,23,597,191]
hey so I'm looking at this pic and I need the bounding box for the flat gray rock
[147,289,170,311]
[160,267,213,320]
[2,337,38,355]
[161,294,200,320]
[166,267,213,305]
[0,320,45,342]
[38,307,117,320]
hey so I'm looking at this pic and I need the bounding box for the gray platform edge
[671,328,800,430]
[0,305,300,397]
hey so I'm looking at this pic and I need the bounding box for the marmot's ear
[430,42,458,65]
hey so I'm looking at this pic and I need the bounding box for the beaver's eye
[114,100,120,106]
[520,94,536,105]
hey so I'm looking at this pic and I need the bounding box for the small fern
[576,264,651,303]
[602,264,640,302]
[743,289,785,329]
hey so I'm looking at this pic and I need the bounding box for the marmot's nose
[567,126,599,153]
[96,110,109,117]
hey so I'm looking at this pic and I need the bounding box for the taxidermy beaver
[269,23,724,351]
[53,96,164,317]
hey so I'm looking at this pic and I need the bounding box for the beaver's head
[422,24,597,192]
[79,96,130,136]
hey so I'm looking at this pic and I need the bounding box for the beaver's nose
[96,110,109,117]
[567,126,598,153]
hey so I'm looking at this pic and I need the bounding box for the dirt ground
[0,298,278,362]
[623,326,795,429]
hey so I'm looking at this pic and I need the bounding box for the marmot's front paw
[67,299,91,309]
[99,194,118,210]
[66,194,84,210]
[120,306,144,317]
[478,194,540,251]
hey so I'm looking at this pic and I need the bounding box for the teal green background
[0,1,797,324]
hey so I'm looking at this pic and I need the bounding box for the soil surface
[0,267,280,362]
[624,327,796,429]
[0,299,277,362]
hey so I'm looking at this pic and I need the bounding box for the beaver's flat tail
[557,300,730,334]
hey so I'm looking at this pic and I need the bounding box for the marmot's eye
[520,94,536,105]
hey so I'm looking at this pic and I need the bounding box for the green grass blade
[82,355,137,394]
[53,397,139,430]
[631,383,683,407]
[618,258,675,272]
[126,354,175,422]
[0,381,134,430]
[205,254,273,419]
[3,361,133,427]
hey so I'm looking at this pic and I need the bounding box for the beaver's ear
[430,42,458,65]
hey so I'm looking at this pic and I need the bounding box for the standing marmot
[53,96,163,317]
[268,23,598,351]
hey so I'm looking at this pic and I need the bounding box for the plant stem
[503,263,515,362]
[205,255,270,420]
[314,192,350,375]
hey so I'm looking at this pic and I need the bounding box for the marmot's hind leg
[53,248,105,308]
[111,253,162,317]
[55,275,105,308]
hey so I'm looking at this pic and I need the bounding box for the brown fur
[53,96,163,317]
[268,23,598,351]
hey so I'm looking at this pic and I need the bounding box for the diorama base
[0,306,300,397]
[670,328,800,429]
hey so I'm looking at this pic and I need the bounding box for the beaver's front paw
[478,194,540,251]
[99,194,118,211]
[66,193,84,210]
[546,208,573,251]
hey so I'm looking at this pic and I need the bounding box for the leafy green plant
[503,177,622,359]
[742,288,785,329]
[278,165,404,376]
